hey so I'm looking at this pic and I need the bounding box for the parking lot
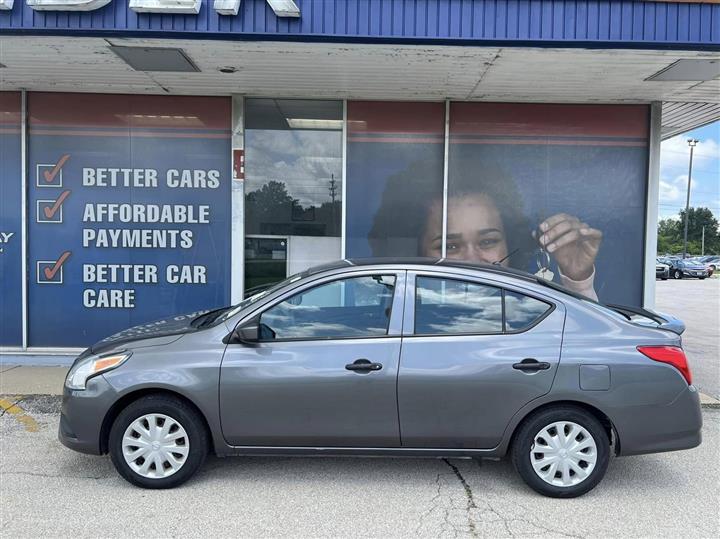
[0,398,718,539]
[1,278,718,538]
[656,277,720,399]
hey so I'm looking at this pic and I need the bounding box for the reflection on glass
[415,277,502,335]
[504,290,551,331]
[244,99,343,237]
[260,275,396,340]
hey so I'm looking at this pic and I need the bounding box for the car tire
[511,406,610,498]
[673,269,682,279]
[109,394,209,489]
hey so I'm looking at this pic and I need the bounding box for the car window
[504,290,552,331]
[415,277,503,335]
[258,274,396,340]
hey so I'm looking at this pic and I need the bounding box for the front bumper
[656,268,669,278]
[58,375,118,455]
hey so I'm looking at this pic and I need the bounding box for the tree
[658,207,720,255]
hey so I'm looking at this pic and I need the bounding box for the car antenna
[493,248,519,266]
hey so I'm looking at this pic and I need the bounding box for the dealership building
[1,0,719,353]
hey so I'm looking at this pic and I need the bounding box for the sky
[659,120,720,221]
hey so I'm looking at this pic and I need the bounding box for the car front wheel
[673,269,682,279]
[108,394,208,489]
[511,406,610,498]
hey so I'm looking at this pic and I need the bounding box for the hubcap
[530,421,597,488]
[121,413,189,479]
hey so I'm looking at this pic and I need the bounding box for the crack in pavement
[1,470,112,481]
[0,397,26,418]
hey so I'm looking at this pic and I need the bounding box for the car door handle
[512,358,551,371]
[345,359,383,372]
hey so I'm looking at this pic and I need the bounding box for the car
[665,258,709,280]
[59,258,702,498]
[656,259,670,280]
[698,255,719,275]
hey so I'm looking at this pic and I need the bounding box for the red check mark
[43,251,71,280]
[43,190,71,219]
[44,154,71,183]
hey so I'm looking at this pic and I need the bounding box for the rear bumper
[615,385,703,456]
[58,375,117,455]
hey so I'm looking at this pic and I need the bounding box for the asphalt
[655,277,720,400]
[1,399,718,538]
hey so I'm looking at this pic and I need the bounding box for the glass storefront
[244,99,343,293]
[0,92,651,349]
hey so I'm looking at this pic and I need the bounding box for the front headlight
[65,351,132,390]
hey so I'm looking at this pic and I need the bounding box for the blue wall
[1,1,718,50]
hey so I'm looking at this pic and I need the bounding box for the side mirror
[225,317,260,344]
[235,324,259,342]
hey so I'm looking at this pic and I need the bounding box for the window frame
[248,270,406,343]
[406,271,556,338]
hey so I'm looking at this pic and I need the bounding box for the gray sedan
[59,259,702,498]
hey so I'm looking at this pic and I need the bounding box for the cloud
[660,136,719,178]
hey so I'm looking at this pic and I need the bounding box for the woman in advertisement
[369,159,603,300]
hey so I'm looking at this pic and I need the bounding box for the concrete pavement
[1,398,718,538]
[655,277,720,400]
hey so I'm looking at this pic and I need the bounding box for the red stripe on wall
[348,136,444,143]
[29,92,231,130]
[450,138,647,147]
[450,103,649,138]
[0,91,21,126]
[348,101,445,135]
[29,129,230,139]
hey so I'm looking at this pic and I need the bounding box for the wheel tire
[511,406,610,498]
[673,269,682,279]
[109,394,209,489]
[699,277,705,280]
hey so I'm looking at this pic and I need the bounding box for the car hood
[89,309,212,355]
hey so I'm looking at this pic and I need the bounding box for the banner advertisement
[0,92,23,347]
[345,101,445,258]
[346,101,649,306]
[27,93,231,347]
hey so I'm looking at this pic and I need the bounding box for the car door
[398,271,565,449]
[220,271,406,447]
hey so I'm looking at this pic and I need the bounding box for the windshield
[215,271,307,324]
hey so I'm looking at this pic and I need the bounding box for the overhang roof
[1,36,717,134]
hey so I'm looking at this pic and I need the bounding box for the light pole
[682,138,699,259]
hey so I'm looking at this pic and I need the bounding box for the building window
[244,99,343,293]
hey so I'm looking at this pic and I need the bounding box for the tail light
[637,345,692,385]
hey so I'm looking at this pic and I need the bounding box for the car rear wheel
[109,394,208,489]
[511,406,610,498]
[673,269,682,279]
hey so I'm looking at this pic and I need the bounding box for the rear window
[504,290,552,331]
[414,277,553,335]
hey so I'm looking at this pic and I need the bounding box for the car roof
[306,257,539,284]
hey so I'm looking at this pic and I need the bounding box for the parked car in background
[59,259,701,498]
[656,259,670,280]
[699,255,719,275]
[664,258,709,280]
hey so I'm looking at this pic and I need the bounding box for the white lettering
[82,203,210,224]
[83,264,158,284]
[83,288,135,308]
[23,0,301,17]
[0,1,15,11]
[82,228,193,249]
[27,0,111,11]
[166,265,207,284]
[82,168,158,188]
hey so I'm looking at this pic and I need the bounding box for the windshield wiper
[191,307,231,328]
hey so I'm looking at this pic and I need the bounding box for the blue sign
[27,94,231,347]
[0,92,23,347]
